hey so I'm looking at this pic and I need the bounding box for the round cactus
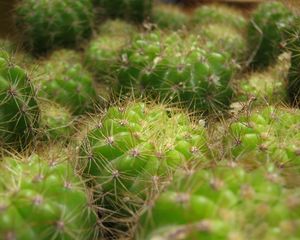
[96,0,152,23]
[247,2,294,69]
[152,4,189,30]
[14,0,94,53]
[116,31,236,113]
[226,106,300,176]
[137,163,300,240]
[36,50,98,115]
[0,50,40,149]
[0,151,98,239]
[191,5,246,31]
[79,101,208,238]
[85,20,137,79]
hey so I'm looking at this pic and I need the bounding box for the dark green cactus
[116,31,236,113]
[137,164,300,240]
[36,50,97,115]
[0,151,98,239]
[97,0,152,23]
[247,2,294,68]
[0,50,40,149]
[79,101,208,238]
[152,4,189,30]
[14,0,94,53]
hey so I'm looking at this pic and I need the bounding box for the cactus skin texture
[191,5,246,31]
[247,2,294,69]
[97,0,152,23]
[37,50,97,115]
[14,0,94,54]
[85,20,137,79]
[40,102,74,141]
[152,4,189,30]
[117,32,236,113]
[0,152,98,240]
[137,163,300,240]
[0,50,40,149]
[226,106,300,176]
[79,101,208,238]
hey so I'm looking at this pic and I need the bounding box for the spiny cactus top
[15,0,94,53]
[191,5,246,31]
[137,164,300,239]
[37,50,97,115]
[248,2,294,69]
[116,31,236,113]
[97,0,152,23]
[0,50,40,149]
[226,106,300,176]
[0,153,98,240]
[79,101,208,238]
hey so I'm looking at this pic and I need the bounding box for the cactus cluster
[116,31,237,113]
[0,50,40,149]
[36,50,98,115]
[79,101,208,238]
[14,0,94,53]
[0,152,98,239]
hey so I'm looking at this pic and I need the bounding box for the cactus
[247,2,294,68]
[40,101,74,141]
[137,163,300,240]
[236,53,290,104]
[0,50,40,149]
[85,20,137,80]
[0,150,98,239]
[191,5,246,31]
[97,0,152,23]
[79,101,208,238]
[14,0,94,53]
[226,106,300,175]
[152,4,189,30]
[116,31,236,113]
[36,50,97,115]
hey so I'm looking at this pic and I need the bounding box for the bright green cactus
[226,106,300,174]
[37,50,97,115]
[137,163,300,240]
[236,53,290,104]
[85,20,137,80]
[40,101,74,141]
[14,0,94,53]
[97,0,152,23]
[247,2,294,69]
[152,4,189,30]
[0,150,98,239]
[191,4,246,31]
[116,31,236,113]
[0,50,40,149]
[79,101,208,238]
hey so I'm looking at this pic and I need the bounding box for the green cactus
[247,2,294,69]
[14,0,94,53]
[137,164,300,240]
[40,101,74,141]
[152,4,189,30]
[236,53,290,104]
[85,20,137,80]
[0,150,98,239]
[0,50,40,149]
[191,4,246,31]
[36,50,97,115]
[226,106,300,175]
[79,101,208,238]
[116,31,236,113]
[97,0,152,23]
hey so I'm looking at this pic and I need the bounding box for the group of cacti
[0,0,300,239]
